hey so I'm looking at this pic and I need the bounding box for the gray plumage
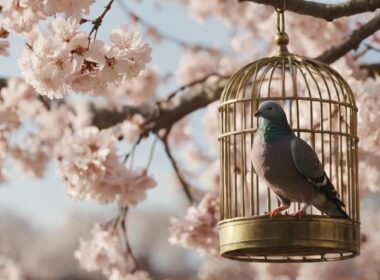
[251,101,349,219]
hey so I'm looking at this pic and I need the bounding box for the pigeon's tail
[314,177,350,219]
[315,199,350,219]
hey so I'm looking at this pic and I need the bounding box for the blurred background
[0,0,379,279]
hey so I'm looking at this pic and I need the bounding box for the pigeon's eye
[268,107,273,111]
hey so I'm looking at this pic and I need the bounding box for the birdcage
[218,8,360,263]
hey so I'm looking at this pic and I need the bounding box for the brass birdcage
[218,8,360,263]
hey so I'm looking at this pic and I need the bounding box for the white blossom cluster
[169,193,220,256]
[19,17,151,98]
[75,224,152,280]
[54,126,156,206]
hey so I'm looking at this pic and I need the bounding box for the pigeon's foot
[266,209,283,218]
[291,209,306,218]
[266,206,289,218]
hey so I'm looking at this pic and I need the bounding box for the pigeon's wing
[290,136,345,208]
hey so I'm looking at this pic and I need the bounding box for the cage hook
[276,8,285,33]
[274,0,289,54]
[275,0,286,13]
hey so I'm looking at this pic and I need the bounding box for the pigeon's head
[254,101,288,125]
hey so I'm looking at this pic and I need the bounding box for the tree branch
[160,132,195,204]
[360,63,380,77]
[315,14,380,64]
[239,0,380,21]
[92,77,228,132]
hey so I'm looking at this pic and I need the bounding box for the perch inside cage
[218,8,360,263]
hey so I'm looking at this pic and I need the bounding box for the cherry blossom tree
[0,0,380,279]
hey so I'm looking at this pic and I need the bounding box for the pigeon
[250,101,349,219]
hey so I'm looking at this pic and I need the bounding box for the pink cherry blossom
[118,114,144,143]
[218,56,244,76]
[198,258,255,280]
[11,138,49,178]
[109,29,152,77]
[202,102,219,151]
[66,100,94,130]
[84,29,152,87]
[183,143,210,165]
[0,166,7,183]
[0,0,94,34]
[0,104,20,132]
[18,16,85,98]
[200,160,220,193]
[285,14,350,57]
[176,50,219,84]
[69,70,108,95]
[183,0,231,21]
[105,67,159,108]
[118,169,156,206]
[230,33,255,53]
[55,126,156,206]
[43,0,95,16]
[33,104,72,146]
[0,78,44,118]
[168,117,191,147]
[110,270,153,280]
[0,136,8,184]
[0,257,25,280]
[54,126,125,204]
[86,41,128,84]
[183,0,271,32]
[19,18,151,98]
[0,0,45,33]
[169,193,219,256]
[75,223,134,277]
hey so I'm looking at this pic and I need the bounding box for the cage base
[219,215,360,263]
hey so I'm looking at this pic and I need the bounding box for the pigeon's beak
[254,110,261,117]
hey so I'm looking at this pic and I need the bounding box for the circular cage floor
[219,215,360,263]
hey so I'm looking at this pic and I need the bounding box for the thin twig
[88,0,115,41]
[239,0,380,21]
[165,73,224,102]
[363,43,380,53]
[160,130,195,204]
[145,136,158,170]
[353,46,371,60]
[352,41,380,60]
[360,62,380,77]
[315,14,380,64]
[123,134,144,163]
[118,207,139,273]
[140,75,228,132]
